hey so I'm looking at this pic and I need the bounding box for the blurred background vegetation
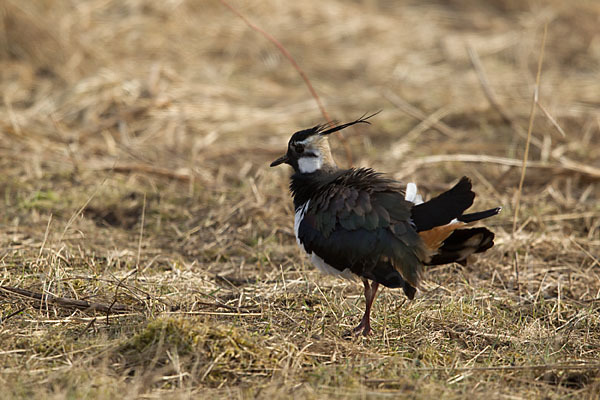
[1,0,599,398]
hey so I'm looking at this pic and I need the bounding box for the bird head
[270,112,379,174]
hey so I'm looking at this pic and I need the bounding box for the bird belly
[294,201,355,280]
[308,250,355,280]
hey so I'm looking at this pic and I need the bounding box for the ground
[1,0,600,398]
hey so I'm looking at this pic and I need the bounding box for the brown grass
[1,0,600,398]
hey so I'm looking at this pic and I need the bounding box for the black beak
[270,154,289,167]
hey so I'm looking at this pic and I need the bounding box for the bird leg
[353,278,380,336]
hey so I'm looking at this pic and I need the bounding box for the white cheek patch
[298,154,323,174]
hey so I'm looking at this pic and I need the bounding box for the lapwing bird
[270,113,501,336]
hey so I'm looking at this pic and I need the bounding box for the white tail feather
[405,182,424,205]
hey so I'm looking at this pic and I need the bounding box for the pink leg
[353,279,380,336]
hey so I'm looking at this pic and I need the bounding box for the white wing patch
[405,182,424,205]
[294,200,355,280]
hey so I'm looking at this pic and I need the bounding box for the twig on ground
[361,362,600,376]
[0,286,130,314]
[0,307,27,324]
[106,268,138,324]
[80,317,97,334]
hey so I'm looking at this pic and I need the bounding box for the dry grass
[1,0,600,398]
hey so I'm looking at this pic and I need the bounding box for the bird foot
[352,320,372,336]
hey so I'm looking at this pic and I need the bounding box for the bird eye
[294,144,304,154]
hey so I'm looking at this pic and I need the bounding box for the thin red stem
[217,0,353,165]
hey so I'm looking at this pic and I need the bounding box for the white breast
[294,201,310,245]
[294,201,355,280]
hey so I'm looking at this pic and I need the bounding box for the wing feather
[296,169,427,289]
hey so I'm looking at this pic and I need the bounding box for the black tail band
[458,207,502,223]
